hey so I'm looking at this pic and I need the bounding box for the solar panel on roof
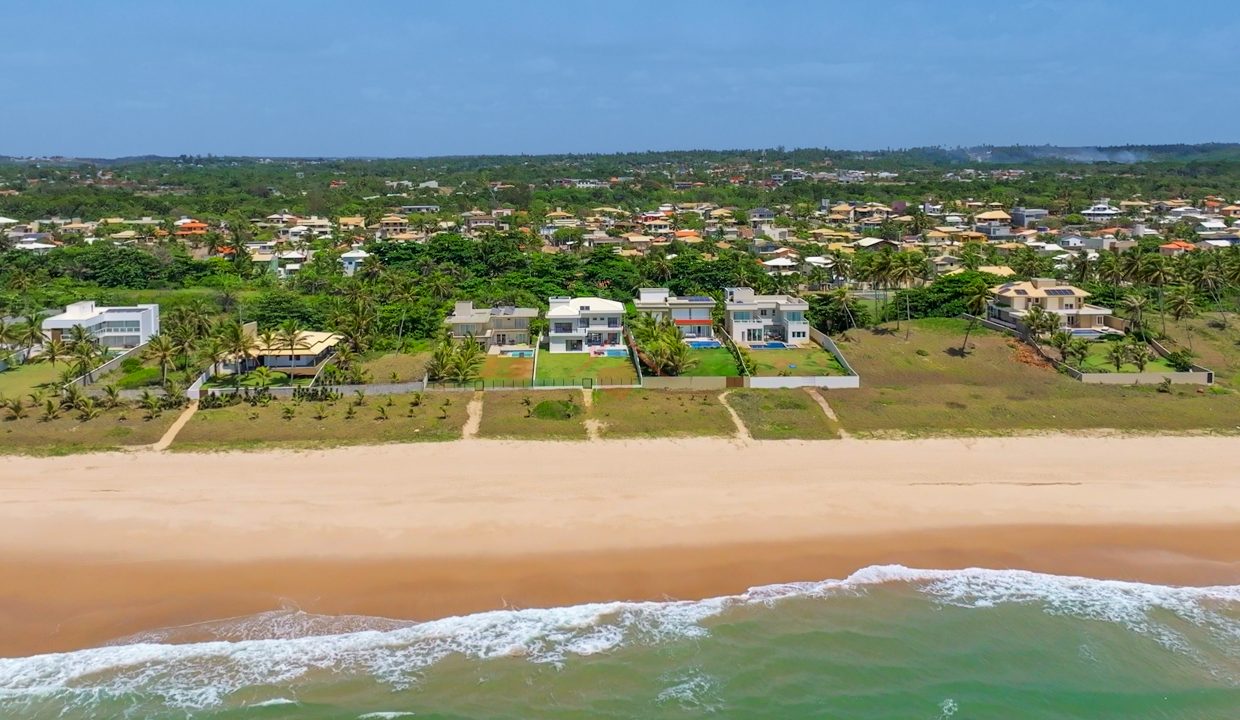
[1014,289,1028,296]
[1045,288,1074,296]
[686,295,713,302]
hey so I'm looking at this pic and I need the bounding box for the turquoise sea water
[1,566,1237,719]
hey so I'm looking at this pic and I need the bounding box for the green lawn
[591,389,735,438]
[535,352,638,385]
[480,355,535,383]
[1072,340,1177,374]
[0,403,178,455]
[360,352,430,383]
[825,318,1240,437]
[749,347,849,377]
[0,361,65,400]
[173,392,469,451]
[204,371,313,389]
[727,389,841,439]
[477,390,587,439]
[681,348,741,377]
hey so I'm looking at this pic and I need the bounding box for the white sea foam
[0,566,1234,712]
[357,713,416,719]
[249,697,298,707]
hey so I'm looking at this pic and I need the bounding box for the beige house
[443,301,537,350]
[987,278,1113,330]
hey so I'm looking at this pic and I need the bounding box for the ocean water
[1,565,1237,719]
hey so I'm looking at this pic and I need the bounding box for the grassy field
[360,352,430,383]
[749,346,849,377]
[0,361,63,400]
[1070,339,1177,374]
[204,371,313,388]
[173,392,469,451]
[1157,315,1240,387]
[826,318,1240,436]
[535,353,638,385]
[681,348,741,377]
[477,390,587,439]
[727,388,841,439]
[590,389,735,438]
[0,404,178,455]
[480,355,535,383]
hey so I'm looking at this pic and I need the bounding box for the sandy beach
[2,436,1239,657]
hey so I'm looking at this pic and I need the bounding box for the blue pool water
[501,350,534,358]
[749,342,789,350]
[687,340,722,349]
[1069,329,1105,340]
[602,349,629,358]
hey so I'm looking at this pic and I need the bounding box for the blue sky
[3,0,1237,157]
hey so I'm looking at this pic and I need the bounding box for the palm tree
[1122,294,1149,334]
[143,334,178,385]
[1136,254,1174,336]
[1165,285,1198,350]
[1048,329,1073,362]
[198,336,228,379]
[17,322,45,362]
[1106,342,1128,371]
[40,338,68,366]
[4,397,28,420]
[959,282,994,355]
[275,320,308,374]
[250,365,276,389]
[100,384,122,409]
[1125,338,1152,372]
[1021,305,1058,343]
[69,340,100,384]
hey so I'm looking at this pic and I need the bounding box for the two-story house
[723,287,810,346]
[988,278,1113,330]
[41,300,160,349]
[633,288,717,340]
[443,301,538,349]
[546,297,625,353]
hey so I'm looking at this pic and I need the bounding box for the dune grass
[727,389,841,439]
[590,389,734,438]
[477,390,587,440]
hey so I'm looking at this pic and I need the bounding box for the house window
[784,311,804,322]
[553,323,573,334]
[791,331,807,339]
[734,311,752,321]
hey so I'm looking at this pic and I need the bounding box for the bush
[531,399,579,420]
[1165,349,1196,372]
[117,367,163,389]
[120,358,143,373]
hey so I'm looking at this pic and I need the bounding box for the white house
[723,287,810,347]
[1081,202,1121,223]
[41,300,160,349]
[546,296,625,353]
[633,288,717,340]
[339,247,370,276]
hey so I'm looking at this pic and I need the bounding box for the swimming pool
[602,349,629,358]
[749,342,789,350]
[500,350,535,358]
[687,340,722,349]
[1070,329,1107,340]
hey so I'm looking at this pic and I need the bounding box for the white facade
[340,248,370,276]
[723,287,810,346]
[41,300,160,349]
[546,296,625,353]
[1081,203,1121,223]
[633,288,716,339]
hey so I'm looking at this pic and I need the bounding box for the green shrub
[117,367,163,389]
[531,399,579,420]
[120,358,143,373]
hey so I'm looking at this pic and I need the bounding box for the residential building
[378,215,408,237]
[244,326,342,377]
[987,278,1113,330]
[1010,207,1048,227]
[443,301,537,349]
[1159,240,1196,257]
[546,296,625,353]
[633,288,717,340]
[748,207,776,224]
[339,248,370,276]
[723,287,810,346]
[41,300,160,349]
[1081,202,1121,223]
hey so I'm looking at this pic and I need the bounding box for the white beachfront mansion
[633,288,716,339]
[41,300,160,349]
[546,296,625,353]
[723,287,810,346]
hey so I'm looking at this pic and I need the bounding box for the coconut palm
[1021,305,1059,342]
[275,320,309,373]
[1165,285,1198,350]
[1136,254,1174,336]
[958,282,994,355]
[4,397,28,420]
[40,399,60,422]
[1105,342,1128,371]
[1122,294,1149,334]
[40,338,68,366]
[250,365,276,389]
[1048,329,1074,362]
[197,336,229,379]
[100,384,122,409]
[144,334,178,385]
[1125,338,1152,372]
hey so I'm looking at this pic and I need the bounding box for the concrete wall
[1077,371,1212,385]
[746,375,861,389]
[64,343,148,387]
[810,328,860,378]
[641,376,729,390]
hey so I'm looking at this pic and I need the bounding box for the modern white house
[41,301,160,349]
[546,296,625,353]
[443,301,538,350]
[1081,202,1121,223]
[633,288,717,340]
[339,247,370,276]
[723,287,810,346]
